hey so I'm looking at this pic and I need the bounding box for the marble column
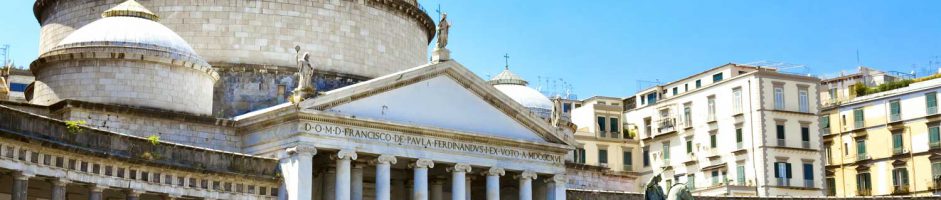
[374,155,397,200]
[517,171,537,200]
[547,174,567,200]
[324,168,337,200]
[411,159,434,200]
[483,168,505,200]
[89,185,106,200]
[430,178,444,200]
[12,172,32,200]
[449,164,471,200]
[279,146,317,200]
[127,190,143,200]
[335,150,358,200]
[51,178,70,200]
[352,163,364,200]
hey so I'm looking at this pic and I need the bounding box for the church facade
[0,0,578,200]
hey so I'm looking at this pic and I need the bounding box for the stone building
[821,76,941,197]
[1,0,577,200]
[820,66,907,108]
[566,96,640,192]
[624,63,825,197]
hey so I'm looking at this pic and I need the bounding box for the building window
[646,93,658,105]
[820,115,830,134]
[736,166,746,186]
[712,73,723,82]
[597,116,607,137]
[774,162,791,186]
[643,148,650,167]
[801,126,810,148]
[686,140,693,154]
[623,151,632,171]
[711,171,720,185]
[707,96,716,121]
[854,108,865,129]
[696,80,702,88]
[928,92,938,115]
[857,172,872,196]
[662,142,670,161]
[736,128,743,149]
[683,103,692,127]
[799,89,809,112]
[598,149,608,164]
[672,87,678,95]
[856,139,867,159]
[892,131,904,155]
[610,117,619,138]
[710,134,717,148]
[890,99,901,122]
[826,178,836,196]
[776,124,786,146]
[732,88,742,114]
[574,148,586,164]
[892,168,909,193]
[803,163,814,188]
[643,117,652,137]
[932,162,941,188]
[685,84,688,91]
[562,103,572,113]
[930,125,940,149]
[774,86,785,110]
[688,174,695,189]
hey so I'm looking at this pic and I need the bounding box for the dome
[489,67,553,111]
[52,0,199,58]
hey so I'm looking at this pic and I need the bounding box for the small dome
[53,0,198,58]
[489,67,553,111]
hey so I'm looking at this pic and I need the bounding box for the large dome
[52,0,199,59]
[488,68,553,111]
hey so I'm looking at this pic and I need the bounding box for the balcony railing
[777,139,786,147]
[623,164,633,171]
[857,188,872,196]
[777,178,790,186]
[658,118,676,133]
[736,142,743,149]
[892,185,910,195]
[890,113,901,122]
[930,106,938,115]
[855,121,864,129]
[821,127,831,135]
[804,179,814,188]
[802,141,810,149]
[931,142,940,149]
[857,154,870,161]
[893,148,908,155]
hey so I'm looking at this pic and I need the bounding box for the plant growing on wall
[65,120,86,134]
[147,135,160,145]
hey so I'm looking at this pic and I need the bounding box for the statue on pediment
[291,45,316,104]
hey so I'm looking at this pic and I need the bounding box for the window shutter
[774,163,780,178]
[930,127,940,143]
[785,163,792,179]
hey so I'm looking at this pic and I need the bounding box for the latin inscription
[303,123,563,163]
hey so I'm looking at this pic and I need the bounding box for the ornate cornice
[31,45,218,81]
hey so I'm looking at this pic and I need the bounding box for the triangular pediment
[300,60,571,145]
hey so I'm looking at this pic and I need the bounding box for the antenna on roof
[856,49,861,65]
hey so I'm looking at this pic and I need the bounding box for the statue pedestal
[432,48,450,63]
[290,87,316,104]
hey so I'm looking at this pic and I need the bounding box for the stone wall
[566,190,937,200]
[566,163,638,192]
[35,0,432,79]
[60,105,239,152]
[31,59,215,115]
[213,66,361,117]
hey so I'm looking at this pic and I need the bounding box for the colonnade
[279,146,568,200]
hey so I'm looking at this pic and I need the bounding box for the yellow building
[567,96,641,191]
[822,77,941,197]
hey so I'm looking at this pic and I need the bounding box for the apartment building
[567,96,641,191]
[625,63,824,197]
[820,66,907,107]
[822,77,941,197]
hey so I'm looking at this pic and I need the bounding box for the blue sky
[3,1,941,98]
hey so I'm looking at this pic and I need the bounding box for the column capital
[335,149,358,160]
[52,178,71,187]
[516,171,537,180]
[375,155,398,165]
[282,145,317,158]
[13,171,34,180]
[127,190,144,197]
[547,174,567,184]
[89,185,108,192]
[448,163,472,173]
[411,159,434,169]
[483,168,505,176]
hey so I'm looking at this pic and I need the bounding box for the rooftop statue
[291,45,316,103]
[435,13,450,50]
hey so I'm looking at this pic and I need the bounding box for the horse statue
[643,173,694,200]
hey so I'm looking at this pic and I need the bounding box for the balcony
[658,118,676,134]
[929,106,938,116]
[777,178,790,186]
[892,185,910,195]
[804,179,814,188]
[857,188,872,196]
[931,142,940,150]
[854,121,865,130]
[821,127,831,135]
[890,113,901,122]
[777,139,786,147]
[856,154,870,161]
[623,164,633,171]
[802,141,810,149]
[893,148,909,155]
[736,142,743,150]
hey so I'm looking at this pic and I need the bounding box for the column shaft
[518,171,536,200]
[375,155,396,200]
[279,146,316,200]
[89,186,105,200]
[450,164,471,200]
[52,179,70,200]
[550,175,567,200]
[335,150,357,200]
[412,159,434,200]
[486,175,500,200]
[352,165,364,200]
[12,173,31,200]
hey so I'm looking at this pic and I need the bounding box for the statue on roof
[436,13,450,50]
[291,45,316,104]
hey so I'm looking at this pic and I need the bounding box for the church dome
[52,0,200,60]
[489,68,553,111]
